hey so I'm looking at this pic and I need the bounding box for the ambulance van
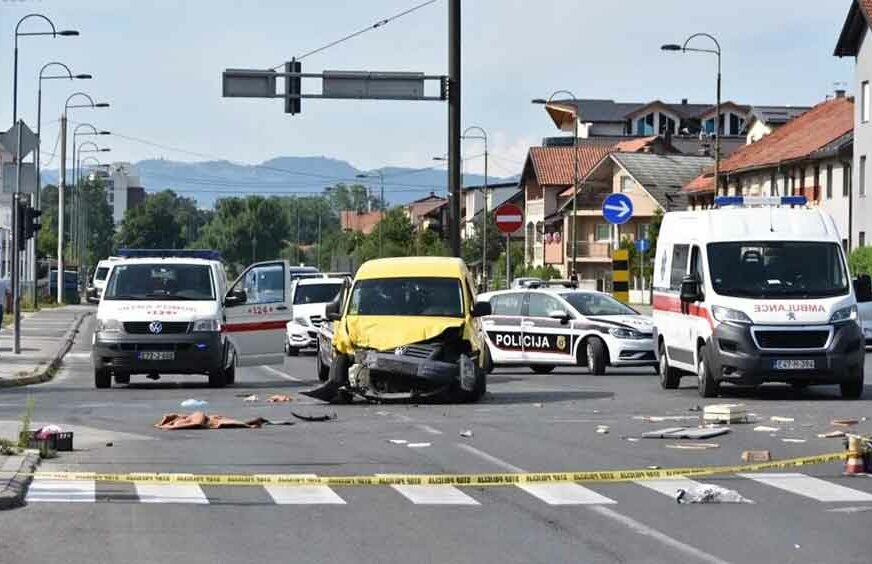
[653,196,868,399]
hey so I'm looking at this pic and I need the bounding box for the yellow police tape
[30,451,850,487]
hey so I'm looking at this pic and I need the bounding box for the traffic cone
[844,435,866,475]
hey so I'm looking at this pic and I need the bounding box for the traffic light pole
[12,120,23,354]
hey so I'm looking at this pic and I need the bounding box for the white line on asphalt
[260,365,302,382]
[416,424,443,435]
[26,479,96,503]
[633,478,754,503]
[135,483,209,504]
[738,473,872,502]
[64,352,91,360]
[827,505,872,513]
[392,485,480,505]
[264,474,346,504]
[456,443,730,564]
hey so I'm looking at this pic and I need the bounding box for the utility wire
[271,0,438,67]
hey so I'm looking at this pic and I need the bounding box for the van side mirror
[472,301,492,318]
[224,289,247,307]
[325,299,342,321]
[680,275,702,304]
[854,275,872,303]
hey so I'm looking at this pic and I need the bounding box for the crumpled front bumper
[357,350,460,384]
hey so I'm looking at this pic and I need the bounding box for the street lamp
[533,90,579,278]
[662,33,722,195]
[73,141,109,270]
[73,124,110,189]
[356,171,385,257]
[462,126,488,290]
[13,14,79,122]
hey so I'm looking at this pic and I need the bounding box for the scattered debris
[248,418,295,426]
[407,442,431,448]
[459,430,474,438]
[633,415,700,422]
[781,438,807,444]
[666,443,720,450]
[387,439,408,445]
[291,411,337,422]
[623,437,640,443]
[533,403,544,408]
[688,405,703,412]
[647,465,661,470]
[703,404,748,424]
[753,425,780,432]
[105,442,113,447]
[642,427,730,440]
[375,411,390,416]
[676,484,752,504]
[831,418,859,427]
[742,450,772,462]
[180,399,208,408]
[154,412,277,430]
[770,416,794,423]
[827,506,872,513]
[596,425,610,434]
[266,394,293,403]
[818,430,846,439]
[35,424,64,439]
[243,394,259,402]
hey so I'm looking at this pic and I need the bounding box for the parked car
[511,277,543,289]
[285,277,346,356]
[478,288,655,374]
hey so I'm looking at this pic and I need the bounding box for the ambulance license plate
[772,359,815,370]
[139,351,175,361]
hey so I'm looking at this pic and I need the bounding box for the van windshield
[348,278,463,317]
[707,241,849,299]
[104,263,215,301]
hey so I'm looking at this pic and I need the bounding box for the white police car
[477,288,656,374]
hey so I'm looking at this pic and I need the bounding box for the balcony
[567,241,612,261]
[526,200,544,220]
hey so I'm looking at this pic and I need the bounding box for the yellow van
[304,257,492,403]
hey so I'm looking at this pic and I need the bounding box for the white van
[86,258,118,304]
[93,250,292,388]
[653,197,867,399]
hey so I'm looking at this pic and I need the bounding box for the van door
[666,243,695,370]
[482,292,526,363]
[223,260,292,367]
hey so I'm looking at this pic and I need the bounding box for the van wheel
[697,344,719,398]
[95,368,111,389]
[481,344,494,374]
[584,338,607,375]
[454,365,486,403]
[530,365,555,374]
[840,365,864,399]
[209,369,227,388]
[658,342,681,389]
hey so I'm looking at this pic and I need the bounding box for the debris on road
[647,465,661,470]
[703,404,748,424]
[642,427,730,440]
[387,439,408,445]
[266,394,293,403]
[742,450,772,462]
[533,403,543,408]
[180,399,208,408]
[596,425,610,434]
[632,415,700,422]
[781,438,807,444]
[105,442,113,447]
[154,412,275,430]
[666,443,719,450]
[291,411,337,422]
[243,394,259,402]
[831,418,859,427]
[459,430,474,438]
[623,437,640,443]
[770,416,795,423]
[407,442,431,448]
[818,430,847,438]
[753,425,780,432]
[688,405,703,412]
[676,484,752,504]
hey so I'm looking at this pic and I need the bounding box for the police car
[477,288,656,374]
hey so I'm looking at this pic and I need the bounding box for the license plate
[138,351,175,361]
[772,359,815,370]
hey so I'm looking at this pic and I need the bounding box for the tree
[491,241,526,289]
[850,246,872,276]
[115,190,202,250]
[326,183,383,214]
[78,178,116,269]
[462,213,506,272]
[197,195,290,270]
[37,185,59,260]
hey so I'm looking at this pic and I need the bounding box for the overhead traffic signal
[285,60,301,115]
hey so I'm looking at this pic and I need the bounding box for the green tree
[115,190,202,250]
[78,178,116,269]
[849,246,872,276]
[36,184,59,260]
[492,241,526,289]
[462,213,506,271]
[327,183,383,213]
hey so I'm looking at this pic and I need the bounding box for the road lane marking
[260,365,302,382]
[391,485,480,505]
[457,443,728,564]
[416,424,443,435]
[135,483,209,504]
[738,473,872,502]
[264,472,346,505]
[26,479,95,503]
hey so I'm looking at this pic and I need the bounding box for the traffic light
[15,202,27,251]
[24,207,41,240]
[284,60,301,115]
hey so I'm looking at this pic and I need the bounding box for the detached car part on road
[306,257,492,403]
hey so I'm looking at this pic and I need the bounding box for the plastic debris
[703,404,748,424]
[818,430,846,438]
[633,415,700,422]
[770,416,794,423]
[180,399,208,408]
[387,439,408,445]
[291,411,337,422]
[36,424,64,439]
[243,394,259,402]
[623,437,640,442]
[647,465,661,470]
[753,425,780,432]
[407,442,431,448]
[596,425,610,434]
[742,450,772,462]
[105,442,113,447]
[831,418,859,427]
[688,405,703,412]
[533,403,544,408]
[642,427,730,439]
[666,443,720,450]
[781,438,807,444]
[459,430,474,438]
[266,394,292,403]
[676,484,752,504]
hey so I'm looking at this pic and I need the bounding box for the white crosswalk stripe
[517,483,616,505]
[632,477,754,502]
[26,479,96,503]
[135,483,209,504]
[264,485,346,505]
[391,485,480,505]
[738,473,872,502]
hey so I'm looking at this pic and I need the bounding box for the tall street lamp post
[662,33,722,195]
[462,126,488,290]
[74,141,109,277]
[533,91,579,277]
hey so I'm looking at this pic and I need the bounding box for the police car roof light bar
[713,195,807,208]
[117,249,222,261]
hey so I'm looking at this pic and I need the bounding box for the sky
[0,0,857,179]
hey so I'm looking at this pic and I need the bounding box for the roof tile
[529,142,616,186]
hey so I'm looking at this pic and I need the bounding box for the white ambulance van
[93,250,292,389]
[653,196,868,399]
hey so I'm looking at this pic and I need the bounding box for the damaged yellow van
[303,257,492,403]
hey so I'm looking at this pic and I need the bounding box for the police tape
[28,451,850,487]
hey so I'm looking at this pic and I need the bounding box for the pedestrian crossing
[23,473,872,507]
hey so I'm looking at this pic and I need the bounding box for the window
[861,156,867,197]
[729,114,741,136]
[104,263,215,301]
[826,165,833,199]
[769,171,777,196]
[843,162,852,197]
[799,167,805,197]
[690,246,705,285]
[293,282,342,305]
[595,224,611,242]
[813,166,820,201]
[563,292,638,316]
[669,244,690,292]
[637,223,650,240]
[636,113,655,135]
[861,232,867,247]
[704,118,715,134]
[620,176,633,193]
[527,293,566,318]
[843,239,849,252]
[863,81,870,123]
[489,293,524,316]
[660,115,677,135]
[238,263,285,305]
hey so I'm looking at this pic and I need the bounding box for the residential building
[683,96,861,250]
[87,162,146,225]
[340,210,382,235]
[835,0,872,250]
[561,152,709,300]
[403,192,449,234]
[462,182,520,239]
[744,106,812,144]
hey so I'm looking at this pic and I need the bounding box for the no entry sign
[494,203,524,234]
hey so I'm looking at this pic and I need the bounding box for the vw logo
[148,321,163,334]
[787,312,796,321]
[394,346,407,356]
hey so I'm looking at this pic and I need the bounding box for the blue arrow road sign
[602,193,634,225]
[635,238,650,253]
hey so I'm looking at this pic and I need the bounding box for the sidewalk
[0,305,92,387]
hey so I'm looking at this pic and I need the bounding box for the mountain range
[40,156,518,209]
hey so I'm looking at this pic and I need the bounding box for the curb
[0,452,40,510]
[0,311,92,388]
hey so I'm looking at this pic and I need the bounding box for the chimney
[835,89,846,99]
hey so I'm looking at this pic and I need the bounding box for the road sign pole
[506,234,511,289]
[13,120,23,354]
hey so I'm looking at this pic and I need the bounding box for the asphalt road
[1,313,871,564]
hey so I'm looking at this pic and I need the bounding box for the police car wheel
[94,368,111,389]
[584,338,607,376]
[530,365,555,374]
[697,345,719,398]
[658,342,681,389]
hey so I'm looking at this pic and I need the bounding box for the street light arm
[15,13,57,39]
[462,125,487,142]
[74,123,99,136]
[682,32,721,55]
[65,91,96,111]
[77,141,101,153]
[39,61,73,81]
